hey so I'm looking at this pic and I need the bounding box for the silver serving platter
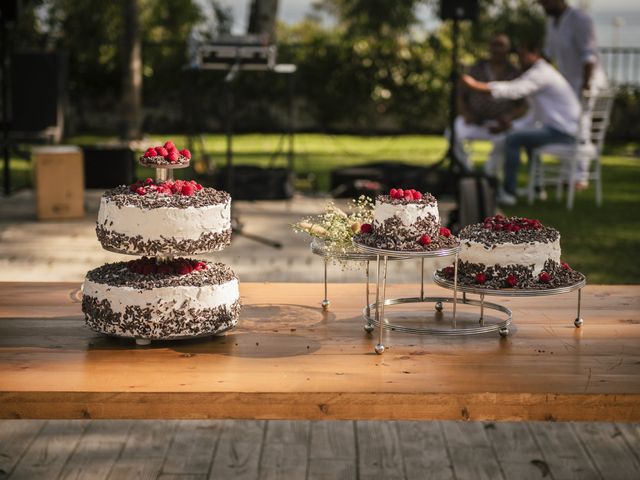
[433,271,586,296]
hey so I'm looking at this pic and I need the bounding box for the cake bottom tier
[82,260,240,339]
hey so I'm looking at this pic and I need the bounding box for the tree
[247,0,279,40]
[121,0,142,140]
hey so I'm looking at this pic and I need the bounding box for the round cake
[355,188,457,251]
[97,179,231,255]
[440,215,582,288]
[82,258,240,339]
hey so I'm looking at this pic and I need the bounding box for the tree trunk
[121,0,142,140]
[247,0,279,41]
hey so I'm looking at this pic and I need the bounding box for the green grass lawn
[2,134,639,284]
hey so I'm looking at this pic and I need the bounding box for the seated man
[455,34,529,174]
[461,40,581,205]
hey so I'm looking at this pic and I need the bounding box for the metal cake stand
[310,240,401,315]
[353,240,513,354]
[434,271,587,330]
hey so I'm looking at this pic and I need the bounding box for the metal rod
[452,252,459,328]
[365,260,370,317]
[155,167,168,183]
[480,293,485,325]
[379,255,389,347]
[577,288,582,319]
[323,258,328,304]
[420,258,424,300]
[374,255,381,327]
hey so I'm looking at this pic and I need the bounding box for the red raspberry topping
[561,262,571,271]
[181,183,195,196]
[482,215,543,232]
[418,234,431,246]
[166,150,179,163]
[538,271,551,283]
[439,227,451,238]
[128,257,208,276]
[135,186,146,195]
[164,140,176,150]
[180,149,191,159]
[412,190,422,200]
[442,266,455,278]
[144,148,157,158]
[155,147,168,157]
[360,223,373,234]
[475,272,487,284]
[506,274,517,287]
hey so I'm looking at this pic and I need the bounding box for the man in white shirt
[540,0,608,98]
[540,0,608,189]
[461,41,581,205]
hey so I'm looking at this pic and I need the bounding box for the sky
[214,0,640,47]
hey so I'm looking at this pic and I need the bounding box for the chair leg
[595,155,603,207]
[567,155,577,210]
[528,154,538,205]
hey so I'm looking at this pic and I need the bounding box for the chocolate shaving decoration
[376,193,437,206]
[139,154,190,167]
[82,296,241,339]
[85,260,237,289]
[96,225,231,255]
[374,214,440,241]
[460,218,559,246]
[438,259,583,290]
[103,185,230,210]
[355,230,458,252]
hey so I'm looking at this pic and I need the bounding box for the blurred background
[0,0,639,285]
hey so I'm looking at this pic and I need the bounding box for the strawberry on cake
[97,179,231,255]
[354,188,457,251]
[438,215,582,289]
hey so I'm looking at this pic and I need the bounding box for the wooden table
[1,282,639,421]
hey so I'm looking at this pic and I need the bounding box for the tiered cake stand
[433,270,587,330]
[89,155,236,346]
[354,241,513,354]
[310,240,401,315]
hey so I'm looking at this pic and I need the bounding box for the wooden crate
[33,146,84,220]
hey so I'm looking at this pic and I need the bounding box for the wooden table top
[1,282,639,421]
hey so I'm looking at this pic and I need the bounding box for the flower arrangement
[293,196,374,259]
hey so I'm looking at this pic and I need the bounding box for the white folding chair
[528,90,615,210]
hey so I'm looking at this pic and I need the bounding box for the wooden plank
[119,420,178,460]
[395,421,454,480]
[307,421,356,480]
[258,421,310,480]
[161,420,222,475]
[0,283,639,421]
[616,422,640,464]
[483,422,550,479]
[572,422,640,480]
[528,422,601,479]
[209,420,264,480]
[440,421,505,480]
[8,420,86,480]
[0,420,45,479]
[106,457,164,480]
[59,420,132,480]
[356,420,405,480]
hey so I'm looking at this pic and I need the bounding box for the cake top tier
[460,215,559,246]
[104,181,230,210]
[85,259,237,289]
[377,188,437,206]
[139,140,191,168]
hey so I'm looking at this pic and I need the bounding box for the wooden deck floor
[1,419,639,480]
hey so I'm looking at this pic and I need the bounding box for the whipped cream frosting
[98,196,230,241]
[373,200,440,227]
[460,238,561,275]
[83,277,239,314]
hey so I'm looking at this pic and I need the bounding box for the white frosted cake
[356,188,457,251]
[82,259,240,339]
[440,215,580,288]
[97,179,231,255]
